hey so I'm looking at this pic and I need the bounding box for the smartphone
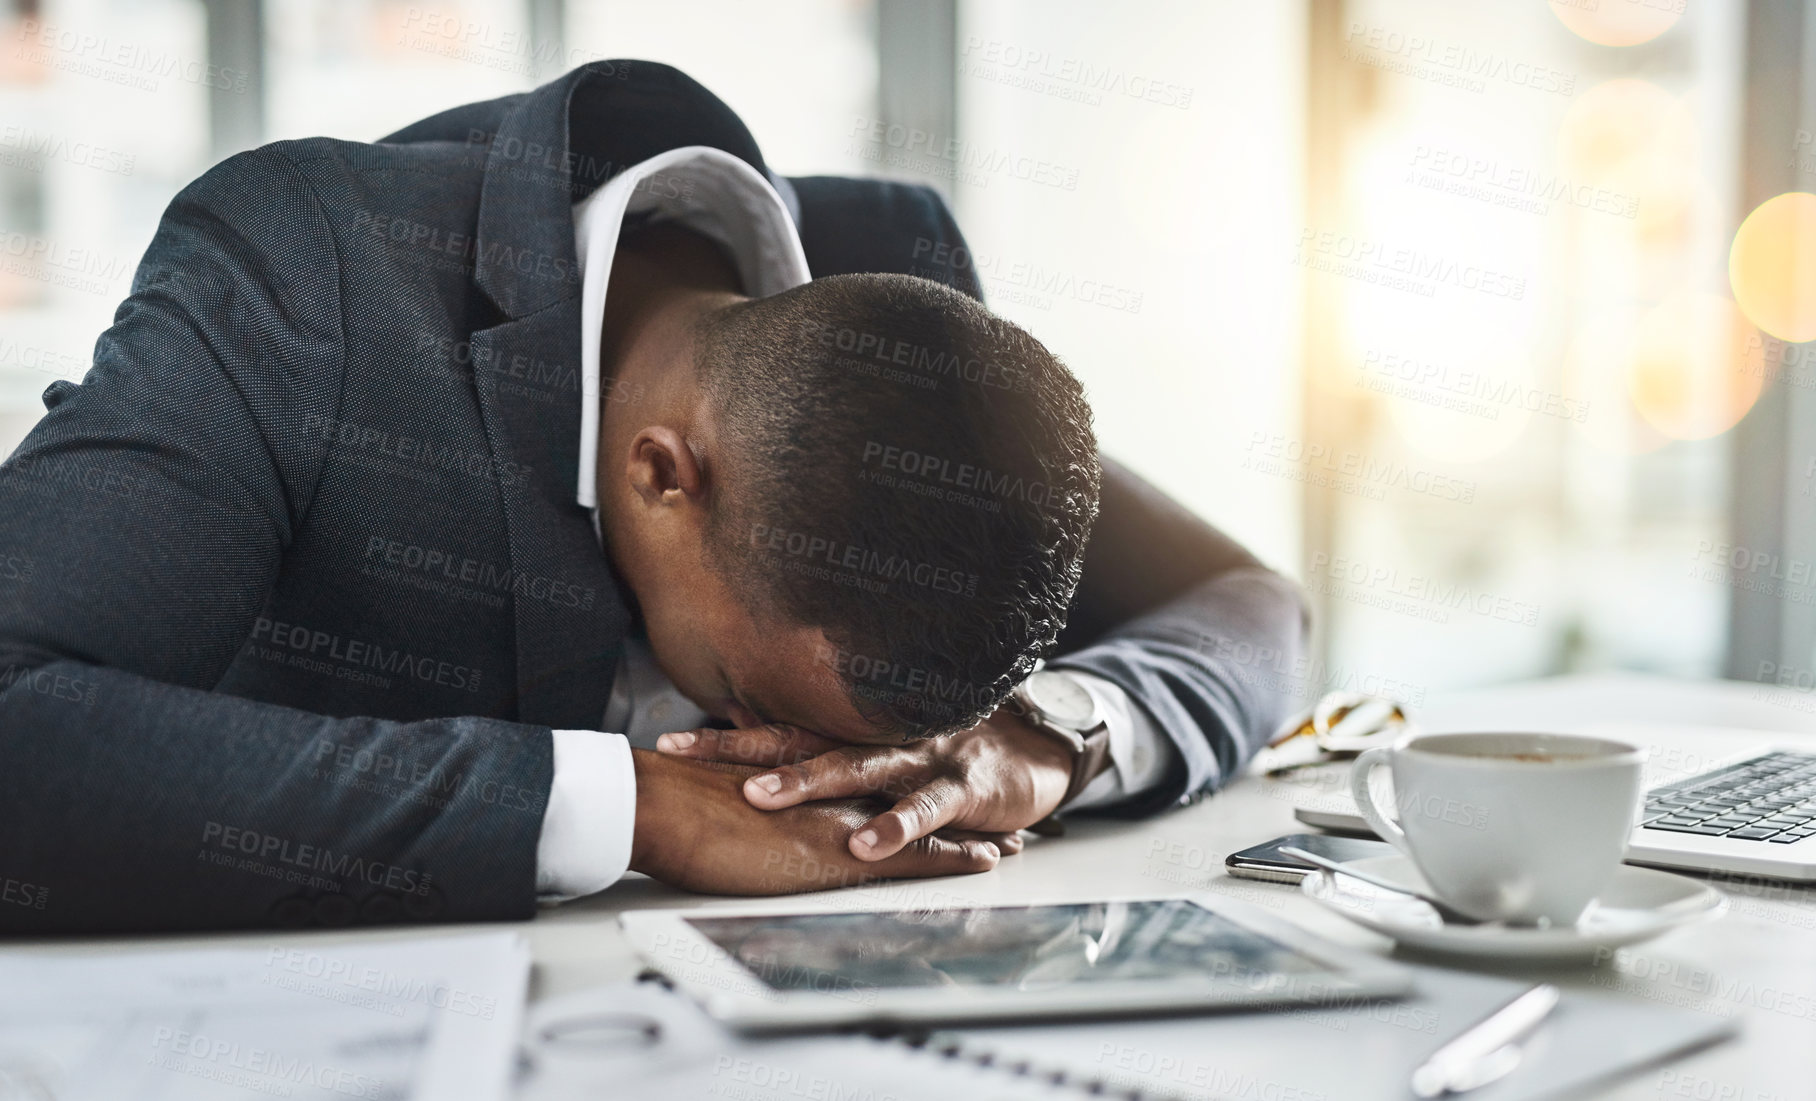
[1224,833,1396,884]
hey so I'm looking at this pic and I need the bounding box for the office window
[563,0,878,178]
[1303,0,1747,695]
[264,0,539,143]
[951,0,1308,572]
[0,0,210,457]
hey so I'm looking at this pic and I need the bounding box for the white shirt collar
[571,145,813,514]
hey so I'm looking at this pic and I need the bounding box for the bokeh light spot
[1729,192,1816,342]
[1556,79,1695,192]
[1626,294,1766,440]
[1548,0,1682,47]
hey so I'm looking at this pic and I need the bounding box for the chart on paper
[0,932,528,1101]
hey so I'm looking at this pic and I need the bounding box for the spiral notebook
[516,977,1076,1101]
[516,965,1733,1101]
[926,960,1737,1101]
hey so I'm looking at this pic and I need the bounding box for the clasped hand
[631,709,1073,894]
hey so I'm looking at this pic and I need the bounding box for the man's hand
[653,710,1077,862]
[628,749,1013,894]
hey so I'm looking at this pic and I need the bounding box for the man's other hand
[627,749,1014,894]
[652,711,1071,862]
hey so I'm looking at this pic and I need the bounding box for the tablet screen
[684,899,1328,992]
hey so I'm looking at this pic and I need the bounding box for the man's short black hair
[697,272,1100,739]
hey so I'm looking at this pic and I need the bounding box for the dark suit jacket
[0,61,1306,934]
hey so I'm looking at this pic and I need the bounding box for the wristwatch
[1009,669,1114,810]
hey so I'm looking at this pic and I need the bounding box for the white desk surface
[14,672,1816,1099]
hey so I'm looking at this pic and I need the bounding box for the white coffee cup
[1348,732,1647,925]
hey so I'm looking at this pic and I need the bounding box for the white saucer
[1300,854,1727,962]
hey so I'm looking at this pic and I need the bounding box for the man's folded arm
[0,146,557,933]
[1047,457,1310,816]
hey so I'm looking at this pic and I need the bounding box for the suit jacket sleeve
[1048,458,1310,816]
[0,146,552,934]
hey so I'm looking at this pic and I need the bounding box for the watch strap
[1024,723,1113,838]
[1058,721,1114,807]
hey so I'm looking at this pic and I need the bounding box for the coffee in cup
[1347,732,1646,925]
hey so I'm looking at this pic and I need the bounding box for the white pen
[1410,983,1562,1098]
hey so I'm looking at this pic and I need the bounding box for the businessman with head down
[0,61,1306,932]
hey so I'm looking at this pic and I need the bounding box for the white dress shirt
[534,146,1175,901]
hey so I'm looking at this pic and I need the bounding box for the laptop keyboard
[1642,750,1816,843]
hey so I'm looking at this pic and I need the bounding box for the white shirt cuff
[1057,672,1178,811]
[536,730,636,902]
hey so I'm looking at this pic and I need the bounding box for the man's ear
[625,426,706,506]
